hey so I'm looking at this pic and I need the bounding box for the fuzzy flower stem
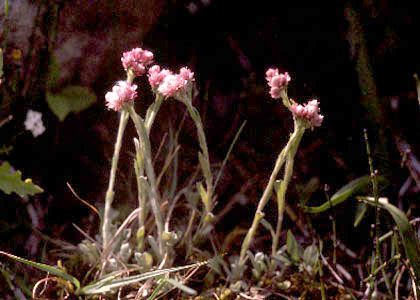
[239,125,305,265]
[133,139,146,251]
[181,99,213,223]
[135,93,164,250]
[271,119,303,257]
[128,104,165,256]
[280,89,292,109]
[145,94,164,133]
[102,71,135,249]
[102,111,129,248]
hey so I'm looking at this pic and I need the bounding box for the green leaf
[286,230,301,262]
[80,260,207,295]
[0,251,80,290]
[147,277,167,300]
[0,162,43,197]
[166,278,197,295]
[198,152,211,184]
[359,197,420,281]
[46,86,96,121]
[353,202,368,227]
[303,175,371,213]
[302,244,319,268]
[260,218,275,239]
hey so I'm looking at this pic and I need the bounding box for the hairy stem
[271,125,303,257]
[135,93,164,250]
[102,110,129,249]
[178,98,214,238]
[128,104,165,257]
[239,126,305,265]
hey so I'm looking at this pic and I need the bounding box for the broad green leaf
[166,278,197,295]
[80,260,207,295]
[303,175,371,213]
[46,86,96,121]
[359,197,420,281]
[353,202,368,227]
[0,251,80,290]
[286,230,301,262]
[0,162,43,197]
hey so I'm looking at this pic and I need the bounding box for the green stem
[102,110,129,248]
[133,138,146,251]
[239,126,305,266]
[145,94,164,134]
[181,100,213,221]
[101,70,134,262]
[271,126,303,257]
[134,93,164,250]
[128,104,164,256]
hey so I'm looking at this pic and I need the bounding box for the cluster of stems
[101,68,213,270]
[238,90,306,267]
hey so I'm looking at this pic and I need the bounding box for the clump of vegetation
[1,44,420,300]
[2,1,420,295]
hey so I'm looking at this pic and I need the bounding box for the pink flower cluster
[265,68,291,99]
[290,99,324,127]
[148,66,195,98]
[121,48,154,76]
[105,81,138,111]
[148,65,172,89]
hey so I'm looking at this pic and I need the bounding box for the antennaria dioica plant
[101,48,215,271]
[236,69,324,277]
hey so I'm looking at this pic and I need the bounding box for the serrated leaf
[286,230,301,262]
[353,202,368,227]
[360,197,420,281]
[303,175,372,213]
[46,86,96,121]
[0,162,43,197]
[0,251,80,290]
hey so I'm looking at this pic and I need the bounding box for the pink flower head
[121,47,154,76]
[148,65,172,89]
[179,67,194,81]
[157,74,186,98]
[155,66,195,99]
[105,81,138,111]
[265,68,291,99]
[290,99,324,128]
[265,68,278,81]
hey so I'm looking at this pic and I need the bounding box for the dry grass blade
[67,182,100,217]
